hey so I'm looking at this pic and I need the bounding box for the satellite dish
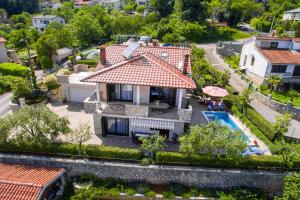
[122,42,140,59]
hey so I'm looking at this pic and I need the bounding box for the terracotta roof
[83,52,196,89]
[97,45,192,74]
[0,162,65,200]
[0,37,6,43]
[255,36,300,42]
[257,48,300,64]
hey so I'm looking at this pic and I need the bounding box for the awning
[131,118,175,130]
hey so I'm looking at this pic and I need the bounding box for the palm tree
[267,75,282,94]
[238,88,252,113]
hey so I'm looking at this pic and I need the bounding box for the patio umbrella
[202,86,228,97]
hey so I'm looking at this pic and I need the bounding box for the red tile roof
[83,52,196,89]
[0,162,65,200]
[97,45,192,74]
[257,48,300,64]
[0,37,6,43]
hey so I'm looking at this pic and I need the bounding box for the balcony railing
[84,94,193,122]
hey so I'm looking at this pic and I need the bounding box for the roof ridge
[108,44,191,50]
[81,55,144,82]
[143,53,195,88]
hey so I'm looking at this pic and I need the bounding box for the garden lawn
[202,27,252,42]
[260,88,300,108]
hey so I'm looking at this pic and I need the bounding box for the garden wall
[252,92,300,121]
[0,153,287,195]
[216,41,243,57]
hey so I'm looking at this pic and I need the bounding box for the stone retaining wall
[0,153,287,195]
[253,92,300,121]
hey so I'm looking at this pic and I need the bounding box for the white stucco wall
[266,64,295,78]
[32,16,65,32]
[239,41,269,78]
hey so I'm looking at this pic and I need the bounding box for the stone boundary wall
[0,153,287,195]
[252,92,300,121]
[216,41,243,57]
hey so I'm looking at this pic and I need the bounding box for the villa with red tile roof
[239,36,300,87]
[0,162,65,200]
[75,43,196,140]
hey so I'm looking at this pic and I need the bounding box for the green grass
[260,88,300,108]
[201,27,252,42]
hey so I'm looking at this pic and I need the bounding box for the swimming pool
[202,111,250,141]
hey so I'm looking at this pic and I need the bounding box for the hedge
[156,151,300,169]
[0,75,29,95]
[0,62,30,78]
[244,107,275,141]
[77,59,98,67]
[0,142,142,161]
[230,106,280,154]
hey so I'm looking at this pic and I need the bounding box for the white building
[135,0,150,6]
[283,8,300,21]
[99,0,124,10]
[74,0,99,8]
[0,37,8,63]
[32,15,65,32]
[239,36,300,88]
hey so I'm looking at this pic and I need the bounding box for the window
[270,42,278,49]
[271,65,287,73]
[102,117,129,136]
[250,56,255,66]
[107,84,133,102]
[293,66,300,76]
[243,55,248,66]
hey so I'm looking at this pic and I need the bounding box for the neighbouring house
[0,37,8,63]
[52,47,73,64]
[239,36,300,88]
[74,0,100,8]
[32,15,65,32]
[283,8,300,21]
[135,0,150,6]
[99,0,124,10]
[79,43,196,140]
[0,162,65,200]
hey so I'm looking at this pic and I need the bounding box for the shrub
[163,191,175,199]
[125,188,136,195]
[43,74,60,90]
[167,183,187,196]
[140,158,154,166]
[0,62,30,78]
[79,173,95,183]
[77,59,98,67]
[145,190,156,198]
[135,183,150,194]
[0,75,27,95]
[85,145,142,160]
[156,151,300,169]
[57,68,72,75]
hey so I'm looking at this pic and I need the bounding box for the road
[0,92,12,117]
[197,43,300,139]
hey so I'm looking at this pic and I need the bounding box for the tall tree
[69,123,92,156]
[71,13,104,48]
[4,105,69,144]
[36,35,58,69]
[150,0,174,18]
[273,113,292,142]
[181,0,209,22]
[179,122,247,158]
[0,0,39,15]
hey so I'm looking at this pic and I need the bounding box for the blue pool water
[202,111,249,141]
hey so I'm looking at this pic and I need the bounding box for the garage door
[69,87,95,102]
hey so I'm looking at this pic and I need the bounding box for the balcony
[84,96,193,123]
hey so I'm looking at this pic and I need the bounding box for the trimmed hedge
[0,75,29,95]
[244,107,275,141]
[156,151,300,169]
[0,142,142,161]
[0,63,30,78]
[77,59,98,67]
[230,106,280,154]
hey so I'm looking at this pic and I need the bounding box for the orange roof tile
[0,162,65,200]
[83,52,196,89]
[258,48,300,64]
[97,45,192,74]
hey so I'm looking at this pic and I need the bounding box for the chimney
[100,45,106,64]
[153,39,158,47]
[183,54,189,74]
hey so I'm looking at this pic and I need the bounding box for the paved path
[0,93,12,118]
[197,43,300,139]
